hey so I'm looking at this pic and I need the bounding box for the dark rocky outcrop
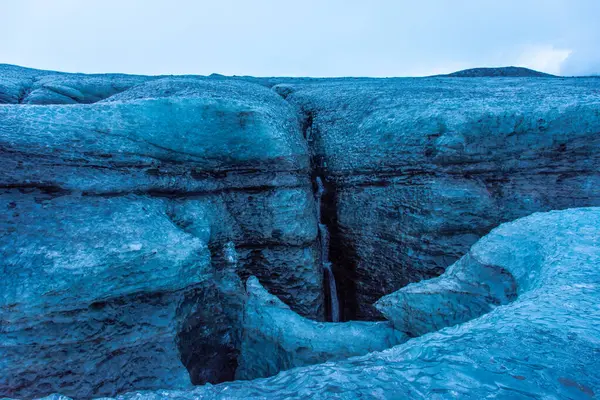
[440,66,555,77]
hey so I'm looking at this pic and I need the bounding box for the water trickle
[323,262,340,322]
[315,177,340,322]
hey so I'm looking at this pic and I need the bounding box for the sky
[1,0,599,77]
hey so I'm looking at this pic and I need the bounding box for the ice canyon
[0,64,599,399]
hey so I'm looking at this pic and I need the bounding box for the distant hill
[438,66,556,78]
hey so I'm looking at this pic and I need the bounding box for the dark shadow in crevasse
[175,252,243,385]
[312,170,359,322]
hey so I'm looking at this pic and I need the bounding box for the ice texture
[1,64,600,399]
[68,207,599,399]
[278,77,600,319]
[0,193,207,397]
[235,276,407,380]
[0,79,309,193]
[375,252,518,336]
[0,64,151,105]
[0,69,323,398]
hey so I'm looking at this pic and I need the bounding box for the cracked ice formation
[2,65,600,399]
[0,74,323,399]
[235,276,407,380]
[279,78,600,319]
[81,207,600,399]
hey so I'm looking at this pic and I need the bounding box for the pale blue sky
[1,0,599,77]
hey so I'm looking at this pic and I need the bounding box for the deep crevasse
[315,176,340,322]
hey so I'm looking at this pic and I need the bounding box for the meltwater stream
[315,177,340,322]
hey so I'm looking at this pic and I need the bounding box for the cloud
[517,46,572,75]
[560,47,600,76]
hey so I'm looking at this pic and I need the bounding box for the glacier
[1,64,600,399]
[29,207,600,399]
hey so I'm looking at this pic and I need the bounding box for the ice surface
[72,207,599,399]
[375,252,518,336]
[0,72,323,398]
[0,193,206,397]
[235,276,406,380]
[0,79,308,194]
[280,77,600,318]
[0,64,151,105]
[2,65,600,398]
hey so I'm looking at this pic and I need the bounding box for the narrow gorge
[315,176,340,322]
